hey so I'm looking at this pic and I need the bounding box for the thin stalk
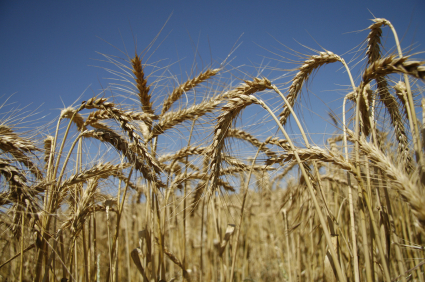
[150,137,158,282]
[105,168,133,282]
[125,216,131,282]
[364,156,375,282]
[34,105,84,282]
[200,195,206,280]
[43,112,63,217]
[154,194,165,281]
[114,164,123,282]
[283,210,293,282]
[354,91,391,281]
[183,117,197,281]
[60,229,66,280]
[272,85,334,220]
[352,89,373,282]
[0,244,35,270]
[92,199,98,281]
[388,22,419,157]
[19,206,25,282]
[253,97,347,282]
[106,204,112,282]
[229,144,263,281]
[51,103,86,206]
[88,209,92,281]
[342,95,360,282]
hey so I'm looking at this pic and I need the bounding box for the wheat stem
[255,96,347,282]
[342,95,360,282]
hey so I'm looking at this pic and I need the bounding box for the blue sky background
[1,0,424,146]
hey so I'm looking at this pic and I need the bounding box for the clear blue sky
[1,0,424,142]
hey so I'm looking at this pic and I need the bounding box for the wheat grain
[60,107,86,131]
[84,97,115,110]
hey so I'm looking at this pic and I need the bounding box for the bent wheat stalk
[254,95,347,282]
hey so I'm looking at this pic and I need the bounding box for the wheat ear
[366,18,390,64]
[347,131,425,229]
[384,18,421,166]
[208,78,272,198]
[0,158,27,194]
[59,177,99,237]
[279,51,341,125]
[159,146,206,163]
[363,55,425,84]
[0,125,43,179]
[378,79,412,171]
[84,129,163,187]
[84,109,157,129]
[150,96,224,139]
[99,104,163,175]
[161,68,220,115]
[59,162,130,190]
[131,54,153,114]
[365,18,410,161]
[60,107,86,131]
[227,128,276,157]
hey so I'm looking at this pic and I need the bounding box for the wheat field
[0,18,425,282]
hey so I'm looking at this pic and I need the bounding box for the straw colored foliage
[1,18,425,282]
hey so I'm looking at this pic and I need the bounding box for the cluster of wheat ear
[0,17,425,282]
